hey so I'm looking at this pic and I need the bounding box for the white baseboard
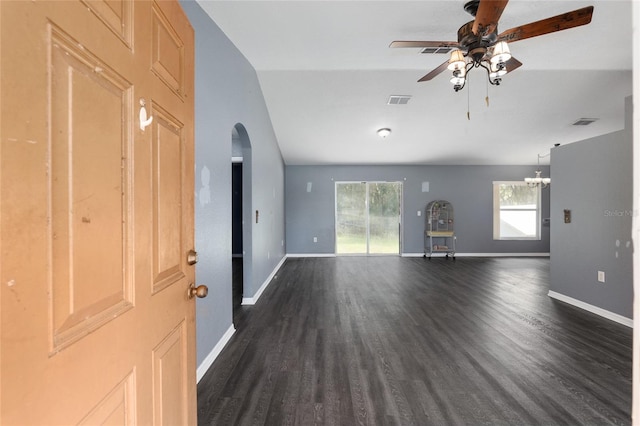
[286,253,336,258]
[402,252,550,258]
[242,255,288,305]
[288,252,550,258]
[548,290,633,328]
[197,324,235,383]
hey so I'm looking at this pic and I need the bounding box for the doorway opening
[231,161,243,316]
[231,124,252,327]
[335,181,402,255]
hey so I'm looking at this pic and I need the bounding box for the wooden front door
[0,0,197,424]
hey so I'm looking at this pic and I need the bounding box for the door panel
[152,321,189,425]
[49,23,134,351]
[335,183,367,254]
[0,1,196,424]
[368,182,402,254]
[80,0,133,47]
[152,104,186,294]
[335,182,402,255]
[78,372,136,425]
[152,3,185,98]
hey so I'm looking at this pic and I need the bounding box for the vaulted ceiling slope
[196,1,632,165]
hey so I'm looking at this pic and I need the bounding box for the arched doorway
[231,124,252,326]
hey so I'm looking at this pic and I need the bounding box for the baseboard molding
[197,324,235,383]
[286,253,336,258]
[402,252,550,258]
[288,252,550,258]
[242,255,288,305]
[548,290,633,328]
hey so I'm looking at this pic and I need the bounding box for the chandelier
[524,153,551,188]
[448,41,512,92]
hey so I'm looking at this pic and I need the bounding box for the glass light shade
[490,62,507,77]
[525,169,550,186]
[452,67,466,78]
[447,50,466,71]
[490,41,511,64]
[450,76,465,86]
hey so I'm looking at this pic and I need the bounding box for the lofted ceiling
[196,0,633,165]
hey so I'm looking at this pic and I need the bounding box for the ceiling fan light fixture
[450,76,465,86]
[452,67,466,78]
[524,153,551,188]
[377,128,391,138]
[390,4,595,94]
[490,61,507,75]
[447,50,466,71]
[490,41,511,64]
[489,62,507,80]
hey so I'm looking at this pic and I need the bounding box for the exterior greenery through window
[335,182,402,254]
[493,181,541,240]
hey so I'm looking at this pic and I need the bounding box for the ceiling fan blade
[472,0,509,36]
[418,60,450,82]
[498,6,594,43]
[390,41,458,48]
[505,56,522,74]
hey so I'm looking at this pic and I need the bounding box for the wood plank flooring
[197,257,632,425]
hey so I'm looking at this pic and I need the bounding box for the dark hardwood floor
[198,257,632,425]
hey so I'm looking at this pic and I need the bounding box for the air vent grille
[572,118,598,126]
[387,95,412,105]
[420,47,454,54]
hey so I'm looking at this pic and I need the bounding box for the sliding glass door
[335,183,367,253]
[335,182,402,255]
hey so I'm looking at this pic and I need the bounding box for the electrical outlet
[417,210,421,217]
[313,237,318,243]
[598,271,605,283]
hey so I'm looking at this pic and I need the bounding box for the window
[493,181,541,240]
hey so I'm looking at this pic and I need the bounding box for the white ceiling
[196,0,633,165]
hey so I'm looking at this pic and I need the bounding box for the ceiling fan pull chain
[485,78,490,107]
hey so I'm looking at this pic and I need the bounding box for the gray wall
[550,96,633,319]
[181,0,286,366]
[286,165,551,254]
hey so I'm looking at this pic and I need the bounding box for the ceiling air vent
[572,118,598,126]
[387,95,412,105]
[420,47,453,55]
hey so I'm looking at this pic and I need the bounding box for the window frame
[492,181,542,241]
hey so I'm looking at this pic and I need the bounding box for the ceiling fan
[390,0,594,91]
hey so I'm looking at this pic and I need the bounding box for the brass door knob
[188,283,208,299]
[187,250,198,265]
